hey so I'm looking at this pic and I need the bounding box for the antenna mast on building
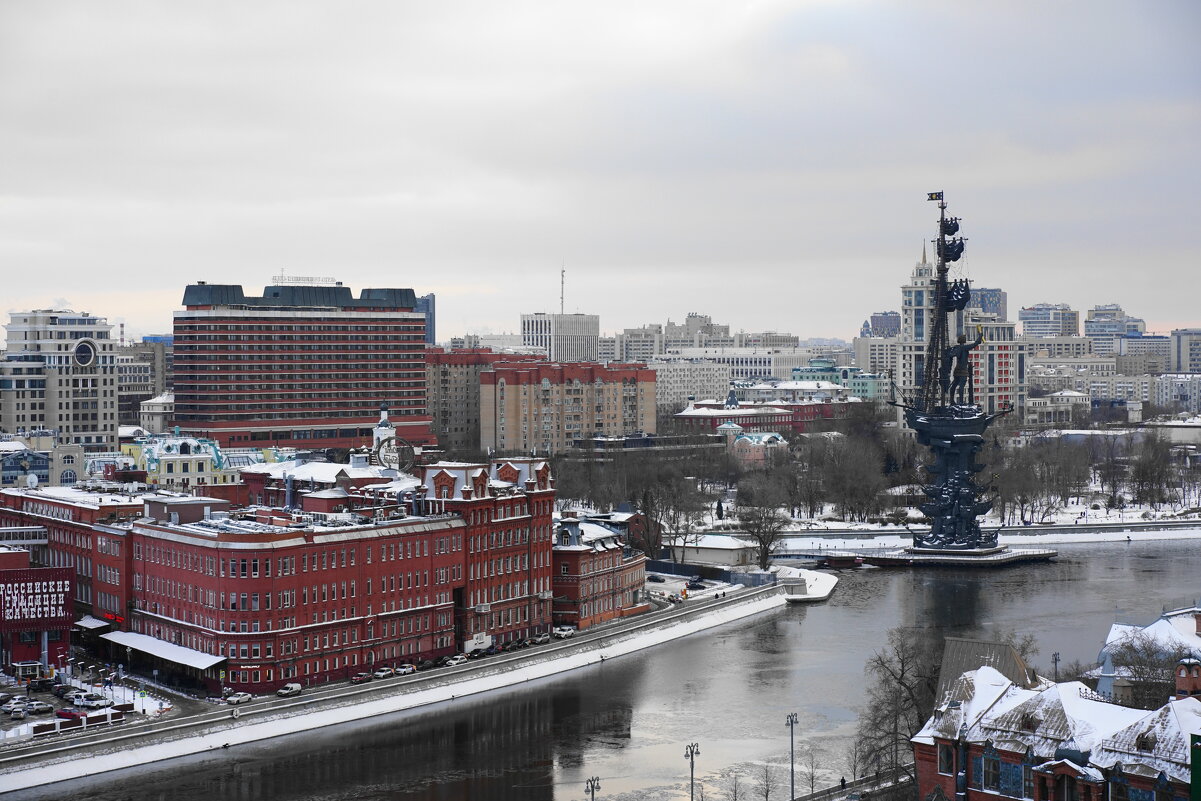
[560,267,565,315]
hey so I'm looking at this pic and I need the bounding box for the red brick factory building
[0,457,558,694]
[0,545,73,677]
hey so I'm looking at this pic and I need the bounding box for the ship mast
[918,191,963,411]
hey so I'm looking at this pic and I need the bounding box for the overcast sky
[2,1,1198,345]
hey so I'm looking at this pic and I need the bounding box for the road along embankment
[0,584,792,793]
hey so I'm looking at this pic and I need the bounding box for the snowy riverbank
[0,585,799,793]
[777,522,1201,551]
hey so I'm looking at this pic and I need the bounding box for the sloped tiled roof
[937,637,1037,703]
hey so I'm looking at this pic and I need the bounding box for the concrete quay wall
[0,585,788,793]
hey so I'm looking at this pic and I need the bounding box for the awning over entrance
[74,615,111,630]
[100,631,226,671]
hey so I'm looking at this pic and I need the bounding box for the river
[13,538,1199,801]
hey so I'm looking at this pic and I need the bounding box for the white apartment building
[1022,336,1092,359]
[671,347,817,381]
[520,313,600,362]
[645,360,733,410]
[853,336,899,375]
[0,309,119,452]
[1170,329,1201,373]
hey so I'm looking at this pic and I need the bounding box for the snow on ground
[1,590,789,793]
[0,673,173,742]
[779,525,1201,550]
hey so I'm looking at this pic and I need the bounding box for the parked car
[23,700,53,715]
[667,594,683,604]
[686,581,706,591]
[225,692,253,705]
[77,695,114,709]
[10,707,27,720]
[445,654,469,667]
[417,659,437,670]
[276,683,303,698]
[51,685,76,699]
[0,692,12,705]
[531,632,550,645]
[28,678,55,692]
[349,673,374,685]
[647,574,666,583]
[56,707,87,720]
[0,699,29,713]
[483,644,501,656]
[394,664,417,675]
[372,667,395,679]
[552,626,575,639]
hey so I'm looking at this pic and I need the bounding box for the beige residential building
[0,309,118,451]
[480,362,656,455]
[425,348,543,454]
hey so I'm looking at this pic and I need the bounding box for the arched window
[60,469,78,484]
[61,455,75,465]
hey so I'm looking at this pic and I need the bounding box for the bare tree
[662,475,710,562]
[854,627,941,784]
[1129,435,1173,509]
[737,475,790,569]
[844,736,867,781]
[799,744,825,794]
[754,762,779,801]
[722,770,745,801]
[825,438,887,522]
[1107,631,1193,709]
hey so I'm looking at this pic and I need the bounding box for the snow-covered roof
[119,425,150,438]
[676,405,789,417]
[0,442,30,454]
[734,432,786,445]
[916,664,1167,775]
[1,486,144,508]
[101,630,225,670]
[306,488,349,499]
[1091,697,1201,784]
[242,460,387,482]
[359,474,423,494]
[667,533,757,551]
[74,615,110,630]
[1101,607,1201,661]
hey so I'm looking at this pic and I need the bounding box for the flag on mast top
[927,191,944,201]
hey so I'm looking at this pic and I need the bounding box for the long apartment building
[173,283,432,450]
[480,362,656,455]
[426,348,543,454]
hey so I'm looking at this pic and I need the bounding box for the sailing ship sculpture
[893,193,1008,551]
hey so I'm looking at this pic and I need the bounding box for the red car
[349,673,373,685]
[56,707,87,720]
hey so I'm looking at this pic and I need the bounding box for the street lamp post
[786,712,799,800]
[684,742,701,801]
[585,776,601,800]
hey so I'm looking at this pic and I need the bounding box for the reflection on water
[16,539,1199,801]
